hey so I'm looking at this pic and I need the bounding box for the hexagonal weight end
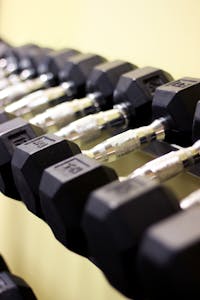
[153,77,200,145]
[37,49,78,77]
[58,53,106,98]
[39,153,118,257]
[138,207,200,299]
[0,118,43,199]
[113,67,173,127]
[86,60,136,109]
[83,176,179,299]
[11,134,81,218]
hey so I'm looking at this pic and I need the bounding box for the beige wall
[1,0,200,79]
[0,1,200,299]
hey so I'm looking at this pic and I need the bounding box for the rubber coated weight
[0,118,43,199]
[82,176,180,299]
[12,134,81,217]
[39,153,118,256]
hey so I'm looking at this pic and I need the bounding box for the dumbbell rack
[1,0,200,299]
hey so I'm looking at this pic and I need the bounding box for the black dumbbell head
[0,118,43,199]
[113,67,173,127]
[2,44,40,73]
[58,53,106,98]
[86,60,136,109]
[11,134,81,218]
[82,176,180,299]
[153,77,200,145]
[192,100,200,142]
[138,207,200,300]
[0,272,37,299]
[36,49,80,85]
[39,153,118,256]
[7,45,39,74]
[18,47,52,75]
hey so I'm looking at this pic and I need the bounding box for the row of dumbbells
[0,39,200,300]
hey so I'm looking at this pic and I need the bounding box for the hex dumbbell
[0,44,39,78]
[55,67,172,146]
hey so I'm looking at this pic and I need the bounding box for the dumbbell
[0,52,106,117]
[82,174,200,298]
[29,60,136,131]
[3,60,134,126]
[0,47,52,90]
[0,44,39,78]
[0,48,81,107]
[138,190,200,300]
[0,43,36,69]
[0,255,37,299]
[54,67,173,146]
[38,134,200,256]
[0,42,40,83]
[84,77,200,163]
[9,67,169,216]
